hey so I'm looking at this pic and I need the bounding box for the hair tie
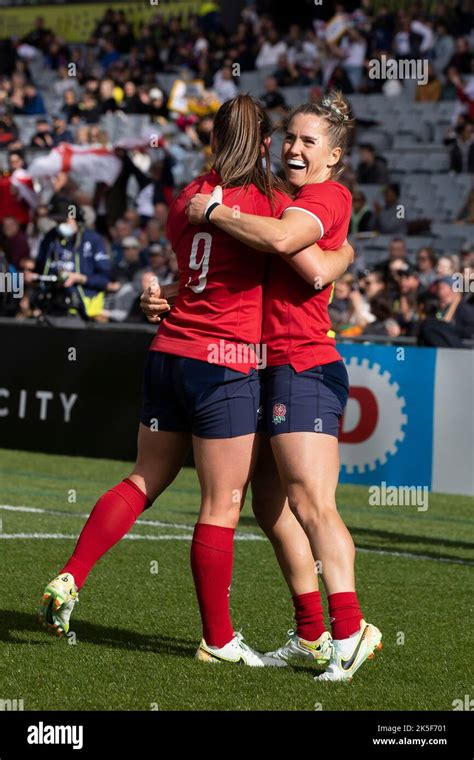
[321,97,349,122]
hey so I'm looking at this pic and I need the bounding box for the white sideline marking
[1,505,472,565]
[0,504,192,531]
[0,532,262,542]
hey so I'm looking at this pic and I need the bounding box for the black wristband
[205,201,220,222]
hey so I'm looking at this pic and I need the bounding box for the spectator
[356,144,389,184]
[416,247,438,288]
[51,114,74,146]
[387,237,408,262]
[329,273,373,335]
[448,122,474,173]
[362,268,386,301]
[273,54,299,88]
[340,28,367,92]
[110,218,134,263]
[111,237,144,283]
[98,78,119,114]
[30,118,54,150]
[448,37,473,76]
[78,93,101,124]
[0,115,19,148]
[436,275,474,339]
[260,75,288,112]
[29,197,110,320]
[21,83,46,115]
[349,190,374,234]
[447,68,474,121]
[142,243,174,286]
[22,16,52,53]
[436,255,459,278]
[100,39,121,71]
[121,80,145,113]
[213,65,238,103]
[327,64,354,95]
[363,295,401,338]
[61,88,81,123]
[393,265,421,332]
[255,28,287,70]
[0,151,32,227]
[0,216,32,271]
[432,21,455,77]
[149,88,169,120]
[374,183,408,235]
[386,257,409,300]
[53,65,79,99]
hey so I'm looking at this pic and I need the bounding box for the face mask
[58,222,75,238]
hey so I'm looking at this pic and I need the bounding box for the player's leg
[38,424,191,637]
[271,431,381,681]
[251,433,318,597]
[38,351,191,636]
[187,362,284,666]
[250,434,332,665]
[61,424,190,590]
[268,361,381,681]
[271,431,356,595]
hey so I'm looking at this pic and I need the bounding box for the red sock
[292,591,326,641]
[328,591,363,640]
[61,478,150,590]
[190,523,235,648]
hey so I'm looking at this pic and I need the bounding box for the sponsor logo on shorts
[272,403,286,425]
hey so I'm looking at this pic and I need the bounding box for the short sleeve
[282,183,349,238]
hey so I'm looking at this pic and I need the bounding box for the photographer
[27,197,110,320]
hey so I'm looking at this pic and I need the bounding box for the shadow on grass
[349,526,474,564]
[0,609,197,658]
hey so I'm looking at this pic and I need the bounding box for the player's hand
[140,285,170,323]
[186,193,212,224]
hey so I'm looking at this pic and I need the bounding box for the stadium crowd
[0,1,473,345]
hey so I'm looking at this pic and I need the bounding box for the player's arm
[186,191,320,254]
[287,238,354,287]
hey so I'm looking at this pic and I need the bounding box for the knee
[287,483,335,529]
[200,498,241,530]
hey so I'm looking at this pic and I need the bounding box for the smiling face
[282,113,342,190]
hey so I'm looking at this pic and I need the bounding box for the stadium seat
[355,129,392,150]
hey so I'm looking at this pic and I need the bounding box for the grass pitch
[0,448,472,711]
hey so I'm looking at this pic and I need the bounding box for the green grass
[0,448,472,711]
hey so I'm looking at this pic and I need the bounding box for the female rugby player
[186,92,382,682]
[38,95,352,667]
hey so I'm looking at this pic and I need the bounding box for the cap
[149,87,163,100]
[149,243,165,255]
[122,236,140,248]
[436,275,456,286]
[48,196,83,222]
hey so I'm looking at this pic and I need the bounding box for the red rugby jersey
[151,170,291,372]
[262,180,352,372]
